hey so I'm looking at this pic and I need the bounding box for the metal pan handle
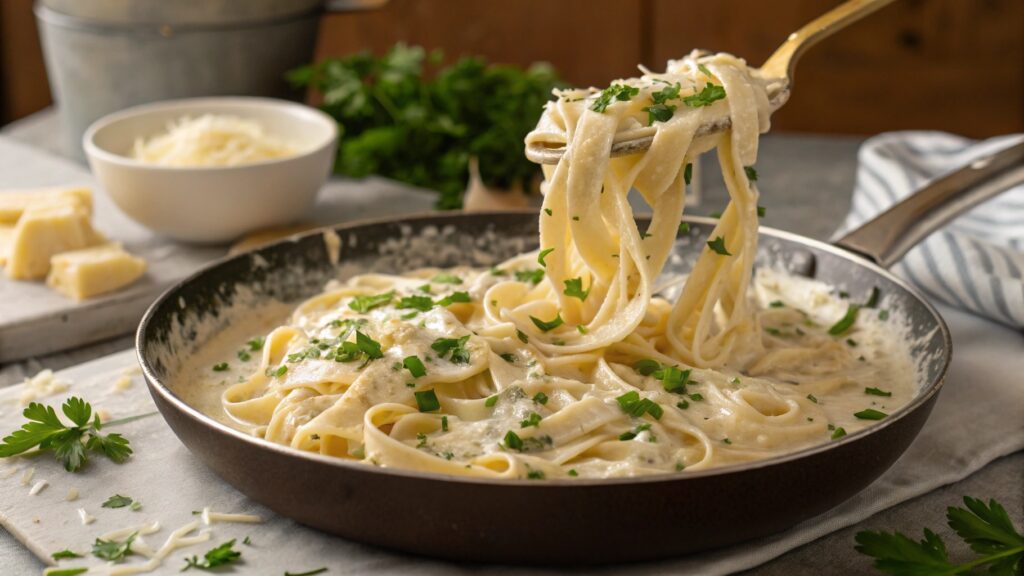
[833,140,1024,268]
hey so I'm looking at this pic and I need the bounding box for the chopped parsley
[403,355,427,378]
[537,248,554,267]
[414,389,441,412]
[682,81,726,107]
[590,83,640,113]
[865,387,892,397]
[431,335,471,364]
[854,408,888,420]
[515,269,545,285]
[615,391,663,420]
[431,273,462,285]
[563,277,590,301]
[212,362,229,372]
[398,295,434,311]
[348,291,394,313]
[520,412,542,428]
[182,539,241,571]
[619,422,652,441]
[532,392,549,405]
[707,236,731,256]
[530,313,564,332]
[436,291,471,306]
[101,494,134,509]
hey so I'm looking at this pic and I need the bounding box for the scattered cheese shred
[28,479,48,495]
[132,114,298,167]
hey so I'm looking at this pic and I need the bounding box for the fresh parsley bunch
[0,397,132,471]
[856,496,1023,575]
[288,44,562,209]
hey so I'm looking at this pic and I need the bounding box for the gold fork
[525,0,898,165]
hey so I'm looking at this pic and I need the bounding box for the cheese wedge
[0,224,12,266]
[46,243,146,301]
[0,187,93,224]
[5,201,105,280]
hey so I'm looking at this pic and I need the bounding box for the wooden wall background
[2,0,1022,137]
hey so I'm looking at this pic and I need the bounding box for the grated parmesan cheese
[132,114,299,167]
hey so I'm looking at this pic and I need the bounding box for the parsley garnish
[830,305,861,335]
[865,387,892,397]
[590,83,640,113]
[51,549,83,560]
[403,355,427,378]
[101,494,134,509]
[212,362,229,372]
[515,269,545,285]
[530,313,564,332]
[414,390,441,412]
[682,81,726,107]
[520,412,542,428]
[182,539,241,572]
[398,295,434,311]
[615,391,663,420]
[436,291,471,306]
[348,291,394,313]
[431,273,462,285]
[707,236,731,256]
[92,533,135,562]
[537,248,554,267]
[532,392,548,405]
[855,408,887,420]
[855,496,1024,576]
[563,277,590,301]
[431,335,471,364]
[0,397,132,472]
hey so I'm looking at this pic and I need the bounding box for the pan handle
[832,140,1024,268]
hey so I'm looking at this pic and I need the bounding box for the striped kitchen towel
[834,131,1024,329]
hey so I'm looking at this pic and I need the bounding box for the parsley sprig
[855,496,1024,575]
[182,539,242,571]
[0,397,132,472]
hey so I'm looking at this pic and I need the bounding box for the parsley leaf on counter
[0,397,132,472]
[855,496,1024,575]
[289,44,562,210]
[182,539,242,571]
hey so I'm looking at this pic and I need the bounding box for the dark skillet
[137,142,1024,564]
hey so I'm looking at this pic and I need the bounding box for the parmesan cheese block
[47,242,146,301]
[0,187,93,224]
[5,200,105,280]
[0,224,12,266]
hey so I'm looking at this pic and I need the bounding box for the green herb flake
[707,236,731,256]
[348,291,395,313]
[537,248,554,267]
[854,408,888,420]
[414,389,441,412]
[431,273,462,285]
[865,387,892,397]
[563,277,590,301]
[403,355,427,378]
[530,313,564,332]
[182,539,241,572]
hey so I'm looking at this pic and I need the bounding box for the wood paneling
[314,0,644,88]
[650,0,1024,137]
[0,0,51,124]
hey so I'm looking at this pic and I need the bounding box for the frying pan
[137,141,1024,564]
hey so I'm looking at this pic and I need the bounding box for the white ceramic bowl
[83,97,338,243]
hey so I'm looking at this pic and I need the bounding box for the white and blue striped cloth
[835,131,1024,329]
